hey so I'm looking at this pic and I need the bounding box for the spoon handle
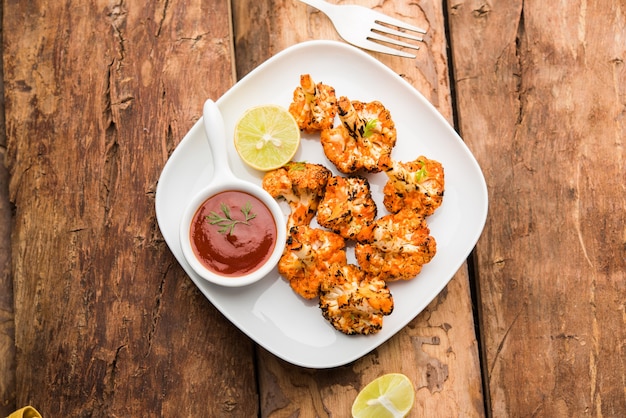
[203,99,233,182]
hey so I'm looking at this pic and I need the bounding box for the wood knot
[472,4,491,18]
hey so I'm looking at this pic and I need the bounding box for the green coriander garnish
[288,161,307,171]
[415,165,428,182]
[363,118,378,138]
[207,201,257,235]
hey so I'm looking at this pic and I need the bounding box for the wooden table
[1,0,624,416]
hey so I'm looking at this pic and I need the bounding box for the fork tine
[367,31,421,51]
[370,10,427,34]
[373,23,425,42]
[359,38,417,58]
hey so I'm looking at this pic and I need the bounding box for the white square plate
[155,40,488,368]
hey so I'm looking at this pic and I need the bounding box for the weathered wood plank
[448,0,626,415]
[4,0,258,415]
[0,151,15,417]
[1,4,16,413]
[0,95,16,418]
[233,1,485,416]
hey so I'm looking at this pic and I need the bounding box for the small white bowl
[179,181,286,287]
[178,99,286,287]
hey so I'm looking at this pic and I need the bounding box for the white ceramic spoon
[178,99,286,287]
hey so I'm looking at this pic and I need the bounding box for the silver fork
[297,0,426,58]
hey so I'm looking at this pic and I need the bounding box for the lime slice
[351,373,415,418]
[234,104,300,171]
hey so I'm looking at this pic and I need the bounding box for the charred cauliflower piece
[278,226,347,299]
[382,155,445,216]
[355,208,436,281]
[319,263,394,335]
[316,175,377,241]
[288,74,338,133]
[320,97,397,174]
[262,161,331,230]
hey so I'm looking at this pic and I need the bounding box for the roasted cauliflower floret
[319,263,394,335]
[382,155,445,216]
[320,97,397,174]
[288,74,337,133]
[262,162,331,230]
[278,226,347,299]
[316,175,377,241]
[355,208,436,281]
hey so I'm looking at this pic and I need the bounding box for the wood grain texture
[4,0,258,416]
[448,0,626,415]
[233,1,485,416]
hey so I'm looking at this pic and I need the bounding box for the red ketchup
[190,191,277,276]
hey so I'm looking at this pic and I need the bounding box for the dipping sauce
[190,190,277,277]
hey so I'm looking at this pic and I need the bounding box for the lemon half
[351,373,415,418]
[234,104,300,171]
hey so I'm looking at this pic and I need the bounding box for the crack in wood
[101,133,119,224]
[488,307,522,380]
[104,344,127,405]
[514,7,525,127]
[145,266,167,357]
[155,0,170,37]
[107,0,127,61]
